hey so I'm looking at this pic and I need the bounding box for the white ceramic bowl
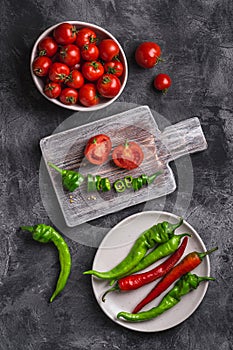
[30,21,128,111]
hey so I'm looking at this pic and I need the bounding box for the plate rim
[91,210,211,332]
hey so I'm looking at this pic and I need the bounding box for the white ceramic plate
[91,211,212,332]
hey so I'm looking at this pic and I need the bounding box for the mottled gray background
[1,0,233,349]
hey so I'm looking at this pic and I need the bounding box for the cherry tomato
[44,82,61,98]
[135,42,162,68]
[97,73,121,98]
[49,62,70,83]
[79,83,100,107]
[38,36,58,57]
[104,60,124,77]
[76,27,97,47]
[53,23,77,45]
[154,73,172,92]
[112,141,144,170]
[59,44,81,67]
[81,44,99,61]
[32,56,52,77]
[65,70,84,89]
[98,39,119,61]
[81,61,104,81]
[84,134,112,165]
[59,87,78,105]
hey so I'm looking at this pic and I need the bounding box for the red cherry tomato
[79,83,100,107]
[135,42,162,68]
[76,27,97,47]
[44,82,61,98]
[98,39,119,61]
[53,23,77,45]
[81,43,99,61]
[97,73,121,98]
[58,44,81,67]
[84,134,112,165]
[49,62,70,83]
[81,61,104,81]
[104,60,124,77]
[59,87,78,105]
[65,70,84,89]
[154,73,172,92]
[112,141,144,170]
[32,56,52,77]
[38,36,58,57]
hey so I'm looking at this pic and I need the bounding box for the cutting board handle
[160,117,207,161]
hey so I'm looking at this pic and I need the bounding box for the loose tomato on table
[154,73,172,93]
[98,39,119,61]
[59,44,81,67]
[53,23,77,45]
[65,70,84,89]
[81,44,99,61]
[49,62,70,83]
[112,141,144,170]
[81,61,104,81]
[38,36,58,57]
[44,82,61,98]
[32,56,52,77]
[76,27,97,47]
[135,42,162,68]
[84,134,112,165]
[79,83,100,107]
[59,88,78,105]
[104,60,123,77]
[97,73,121,98]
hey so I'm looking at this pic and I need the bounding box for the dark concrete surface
[1,0,233,349]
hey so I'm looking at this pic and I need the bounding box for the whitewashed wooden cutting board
[40,105,207,227]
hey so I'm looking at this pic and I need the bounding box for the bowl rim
[30,20,128,112]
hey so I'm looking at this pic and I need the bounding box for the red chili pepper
[101,236,188,302]
[132,246,218,314]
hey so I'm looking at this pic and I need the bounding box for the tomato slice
[84,134,112,165]
[112,141,144,170]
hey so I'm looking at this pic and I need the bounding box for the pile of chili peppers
[83,218,218,323]
[48,161,162,193]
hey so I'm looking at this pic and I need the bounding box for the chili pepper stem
[102,284,119,302]
[48,162,63,174]
[20,225,34,233]
[198,276,215,282]
[199,246,218,259]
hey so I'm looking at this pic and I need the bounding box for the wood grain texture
[40,106,207,226]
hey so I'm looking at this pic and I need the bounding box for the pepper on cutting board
[48,162,84,192]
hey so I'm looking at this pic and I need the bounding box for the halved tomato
[84,134,112,165]
[112,141,144,170]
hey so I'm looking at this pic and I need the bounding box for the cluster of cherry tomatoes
[32,23,125,107]
[84,134,144,170]
[135,42,172,93]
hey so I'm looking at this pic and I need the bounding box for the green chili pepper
[124,176,133,188]
[140,174,148,185]
[48,162,84,192]
[117,272,215,322]
[20,224,71,303]
[112,233,190,281]
[147,171,163,185]
[114,179,126,193]
[83,218,183,280]
[101,177,111,192]
[95,175,102,191]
